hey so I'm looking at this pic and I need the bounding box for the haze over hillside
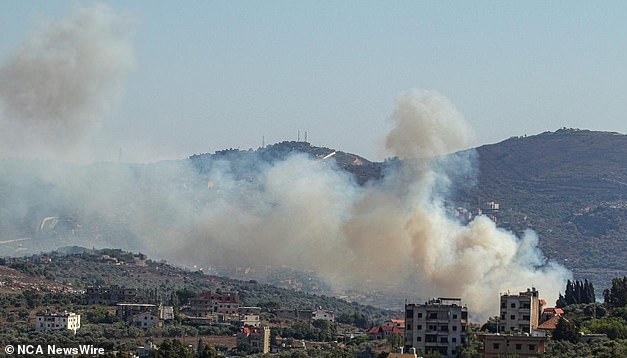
[0,92,580,320]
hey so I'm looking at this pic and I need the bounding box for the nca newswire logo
[4,344,105,355]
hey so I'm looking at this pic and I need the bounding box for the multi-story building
[35,311,81,334]
[499,288,542,333]
[404,297,468,358]
[237,326,271,353]
[85,285,137,305]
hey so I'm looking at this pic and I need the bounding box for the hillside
[1,248,395,323]
[459,129,627,287]
[1,129,627,299]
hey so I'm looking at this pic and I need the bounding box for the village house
[312,308,335,322]
[238,306,261,327]
[115,303,172,328]
[35,311,81,334]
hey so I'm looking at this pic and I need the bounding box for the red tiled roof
[538,315,561,330]
[543,307,564,315]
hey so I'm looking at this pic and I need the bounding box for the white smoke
[0,3,135,161]
[0,7,570,319]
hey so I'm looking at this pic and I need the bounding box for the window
[523,315,530,320]
[528,344,536,351]
[439,337,447,343]
[515,344,522,350]
[510,315,516,320]
[511,303,516,308]
[417,325,422,330]
[407,324,412,330]
[417,337,422,342]
[417,312,423,318]
[452,325,457,331]
[452,338,457,343]
[452,313,457,319]
[493,343,500,350]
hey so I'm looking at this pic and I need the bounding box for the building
[312,309,335,322]
[276,308,314,321]
[478,333,547,357]
[159,305,175,321]
[85,285,137,305]
[132,312,162,328]
[116,303,157,321]
[35,311,81,334]
[499,288,542,333]
[367,324,404,340]
[239,307,261,327]
[189,294,213,317]
[404,298,468,357]
[237,326,271,353]
[190,291,240,317]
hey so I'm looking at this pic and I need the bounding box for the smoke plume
[0,3,135,160]
[0,7,570,319]
[0,89,570,320]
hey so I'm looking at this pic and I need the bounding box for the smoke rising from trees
[0,6,571,320]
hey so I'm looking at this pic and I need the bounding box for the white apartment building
[404,298,468,358]
[35,311,81,334]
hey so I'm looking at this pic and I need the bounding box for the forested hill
[458,129,627,286]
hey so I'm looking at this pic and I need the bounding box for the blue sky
[1,1,627,162]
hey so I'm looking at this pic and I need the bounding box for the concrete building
[499,288,542,333]
[239,307,261,327]
[478,333,547,357]
[85,285,137,305]
[190,291,240,317]
[132,312,162,328]
[237,326,271,353]
[312,309,335,322]
[35,311,81,334]
[404,298,468,358]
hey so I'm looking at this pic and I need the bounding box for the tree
[604,276,627,308]
[552,318,580,343]
[559,279,596,307]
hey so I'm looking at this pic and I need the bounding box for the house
[239,307,261,327]
[367,324,404,340]
[404,298,468,358]
[540,307,564,323]
[116,303,156,321]
[35,311,81,334]
[132,312,162,328]
[312,309,335,322]
[237,326,270,353]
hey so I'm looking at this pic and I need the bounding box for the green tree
[604,276,627,308]
[552,318,580,343]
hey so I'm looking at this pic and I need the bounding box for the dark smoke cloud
[0,3,135,160]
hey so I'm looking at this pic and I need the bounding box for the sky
[1,1,627,163]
